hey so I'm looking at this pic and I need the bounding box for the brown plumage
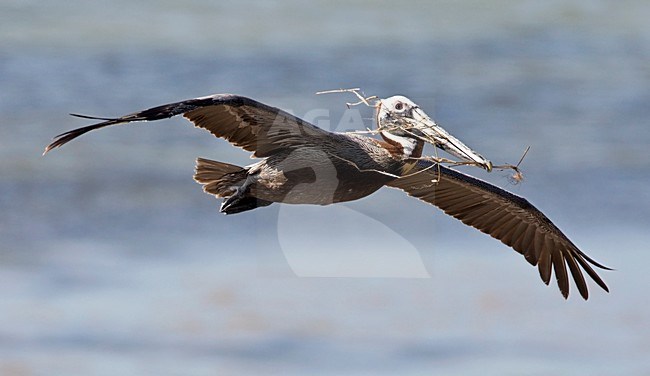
[387,160,610,299]
[44,93,610,299]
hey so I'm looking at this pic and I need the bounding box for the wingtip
[43,137,65,155]
[577,250,613,271]
[69,113,115,121]
[42,142,57,156]
[560,286,569,300]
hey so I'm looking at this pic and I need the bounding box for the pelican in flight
[44,94,610,299]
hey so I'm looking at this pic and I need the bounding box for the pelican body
[45,94,610,299]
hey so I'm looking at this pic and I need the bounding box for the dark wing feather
[387,161,610,299]
[44,94,330,156]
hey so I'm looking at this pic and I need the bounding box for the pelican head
[376,95,493,171]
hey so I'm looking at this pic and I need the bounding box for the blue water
[1,1,650,375]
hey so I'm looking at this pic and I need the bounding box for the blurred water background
[1,0,650,374]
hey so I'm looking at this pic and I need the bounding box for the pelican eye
[394,102,404,111]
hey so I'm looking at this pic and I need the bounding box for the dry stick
[326,153,401,178]
[328,152,446,183]
[490,146,530,185]
[510,146,530,184]
[316,88,362,96]
[516,146,531,167]
[315,88,379,108]
[345,92,379,108]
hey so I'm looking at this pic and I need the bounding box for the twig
[316,88,379,108]
[516,146,531,168]
[325,152,401,178]
[490,146,530,185]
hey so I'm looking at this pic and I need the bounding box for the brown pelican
[44,94,610,299]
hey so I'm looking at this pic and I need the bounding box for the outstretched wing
[44,94,331,156]
[387,160,610,299]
